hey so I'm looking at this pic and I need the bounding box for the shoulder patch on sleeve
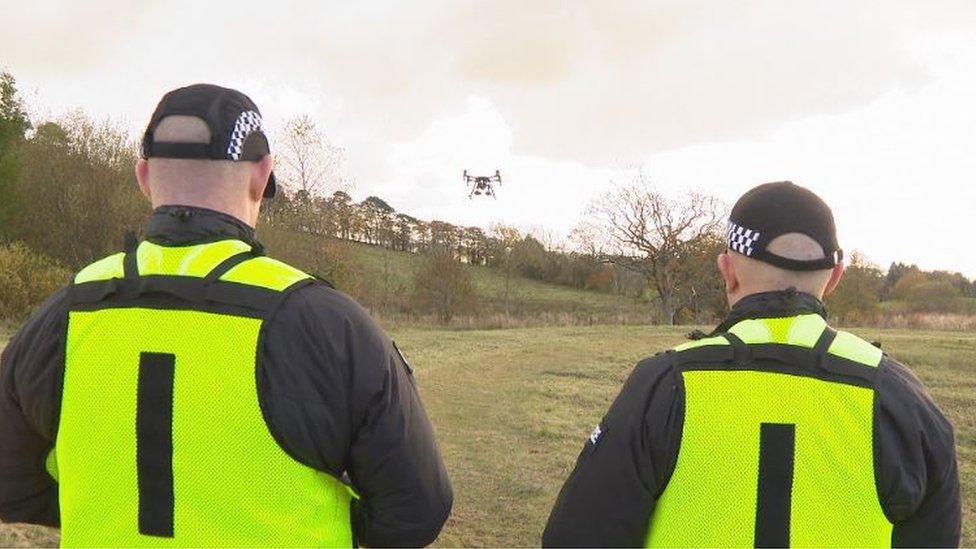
[588,424,604,445]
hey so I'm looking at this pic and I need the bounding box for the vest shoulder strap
[825,329,884,367]
[217,255,313,291]
[73,240,314,291]
[673,335,730,352]
[75,252,125,284]
[69,240,318,314]
[669,315,882,387]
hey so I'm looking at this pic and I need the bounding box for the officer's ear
[248,155,274,202]
[822,262,845,299]
[717,252,739,295]
[135,158,152,201]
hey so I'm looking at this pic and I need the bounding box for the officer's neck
[713,289,827,336]
[144,205,260,248]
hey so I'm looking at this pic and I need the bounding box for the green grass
[0,327,972,547]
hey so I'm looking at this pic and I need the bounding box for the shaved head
[135,115,273,227]
[146,115,251,197]
[718,232,845,306]
[153,114,211,143]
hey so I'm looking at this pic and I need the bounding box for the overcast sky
[3,0,976,276]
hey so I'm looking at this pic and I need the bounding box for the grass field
[0,326,972,547]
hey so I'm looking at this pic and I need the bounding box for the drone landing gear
[468,187,496,199]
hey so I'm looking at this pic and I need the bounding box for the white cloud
[3,0,976,275]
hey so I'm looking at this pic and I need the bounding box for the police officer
[0,84,452,547]
[543,182,960,547]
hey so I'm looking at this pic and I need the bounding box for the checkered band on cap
[727,221,761,257]
[226,110,263,160]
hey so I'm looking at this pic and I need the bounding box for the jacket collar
[144,205,261,249]
[709,289,827,336]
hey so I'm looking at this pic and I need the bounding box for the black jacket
[0,206,453,547]
[543,291,961,548]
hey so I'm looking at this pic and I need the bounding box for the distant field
[1,326,972,547]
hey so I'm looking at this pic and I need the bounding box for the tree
[0,72,30,148]
[927,270,976,298]
[329,191,355,240]
[670,232,726,324]
[0,71,31,233]
[589,174,724,324]
[429,220,458,254]
[513,235,548,280]
[412,219,431,252]
[5,113,147,268]
[460,226,488,265]
[413,248,477,324]
[890,270,961,313]
[828,252,884,324]
[361,196,395,246]
[882,262,919,300]
[489,224,525,314]
[276,116,348,224]
[393,213,419,252]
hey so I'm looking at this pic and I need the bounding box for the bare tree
[276,115,348,197]
[489,224,525,315]
[589,173,725,324]
[526,225,565,254]
[273,116,350,235]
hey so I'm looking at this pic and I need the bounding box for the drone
[463,169,502,199]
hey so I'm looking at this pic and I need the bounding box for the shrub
[0,243,70,321]
[413,249,477,324]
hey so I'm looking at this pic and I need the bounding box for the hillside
[259,226,651,327]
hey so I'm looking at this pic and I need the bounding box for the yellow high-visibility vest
[646,314,892,547]
[54,240,353,547]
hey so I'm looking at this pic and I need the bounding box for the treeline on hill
[261,190,648,319]
[1,71,975,329]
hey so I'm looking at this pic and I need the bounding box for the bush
[413,249,477,324]
[0,243,70,320]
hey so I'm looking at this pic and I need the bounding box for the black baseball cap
[141,83,276,198]
[726,181,843,271]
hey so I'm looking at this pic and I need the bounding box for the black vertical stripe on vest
[136,352,176,537]
[754,423,796,548]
